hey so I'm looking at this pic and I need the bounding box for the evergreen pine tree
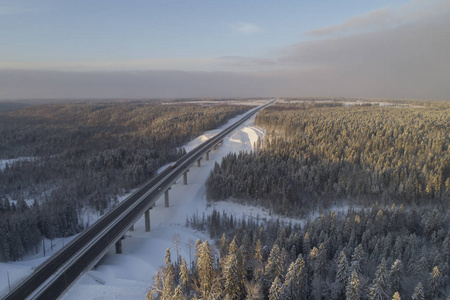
[346,270,360,300]
[254,239,263,262]
[253,239,264,282]
[223,250,241,300]
[282,254,306,300]
[391,291,401,300]
[172,285,186,300]
[303,232,311,255]
[180,258,190,295]
[315,242,328,279]
[336,251,350,298]
[244,281,263,300]
[268,276,282,300]
[411,282,424,300]
[369,258,391,300]
[264,243,282,291]
[163,249,175,300]
[219,233,228,258]
[196,240,214,297]
[351,244,365,275]
[165,248,172,265]
[390,259,404,296]
[427,266,442,299]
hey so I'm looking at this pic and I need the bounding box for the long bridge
[3,99,275,300]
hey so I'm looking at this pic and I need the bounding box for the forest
[206,102,449,216]
[0,101,250,262]
[148,205,449,299]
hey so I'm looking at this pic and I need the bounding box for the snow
[0,157,34,171]
[0,235,79,296]
[277,99,422,108]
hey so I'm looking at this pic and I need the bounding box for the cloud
[275,8,450,99]
[0,56,283,73]
[305,9,392,37]
[231,22,261,34]
[305,0,450,37]
[0,58,225,72]
[0,70,278,99]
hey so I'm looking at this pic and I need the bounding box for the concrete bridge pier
[197,158,201,167]
[129,224,134,231]
[115,239,122,254]
[164,189,171,207]
[183,171,189,185]
[145,209,151,232]
[206,151,210,160]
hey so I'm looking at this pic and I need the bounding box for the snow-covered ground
[0,157,34,171]
[0,109,270,299]
[277,99,423,108]
[0,234,79,296]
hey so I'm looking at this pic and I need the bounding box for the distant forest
[0,101,250,262]
[206,102,450,216]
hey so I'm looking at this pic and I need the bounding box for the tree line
[206,102,450,216]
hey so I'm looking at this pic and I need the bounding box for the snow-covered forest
[148,205,449,299]
[145,100,450,300]
[206,101,449,215]
[0,101,250,262]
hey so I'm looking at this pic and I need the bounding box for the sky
[0,0,449,100]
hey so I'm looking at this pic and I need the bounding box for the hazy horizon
[1,0,449,100]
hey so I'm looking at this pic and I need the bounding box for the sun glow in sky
[0,0,449,99]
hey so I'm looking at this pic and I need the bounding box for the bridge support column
[165,189,170,207]
[183,171,188,185]
[129,224,134,231]
[145,209,151,232]
[206,151,210,160]
[197,159,201,167]
[115,239,122,254]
